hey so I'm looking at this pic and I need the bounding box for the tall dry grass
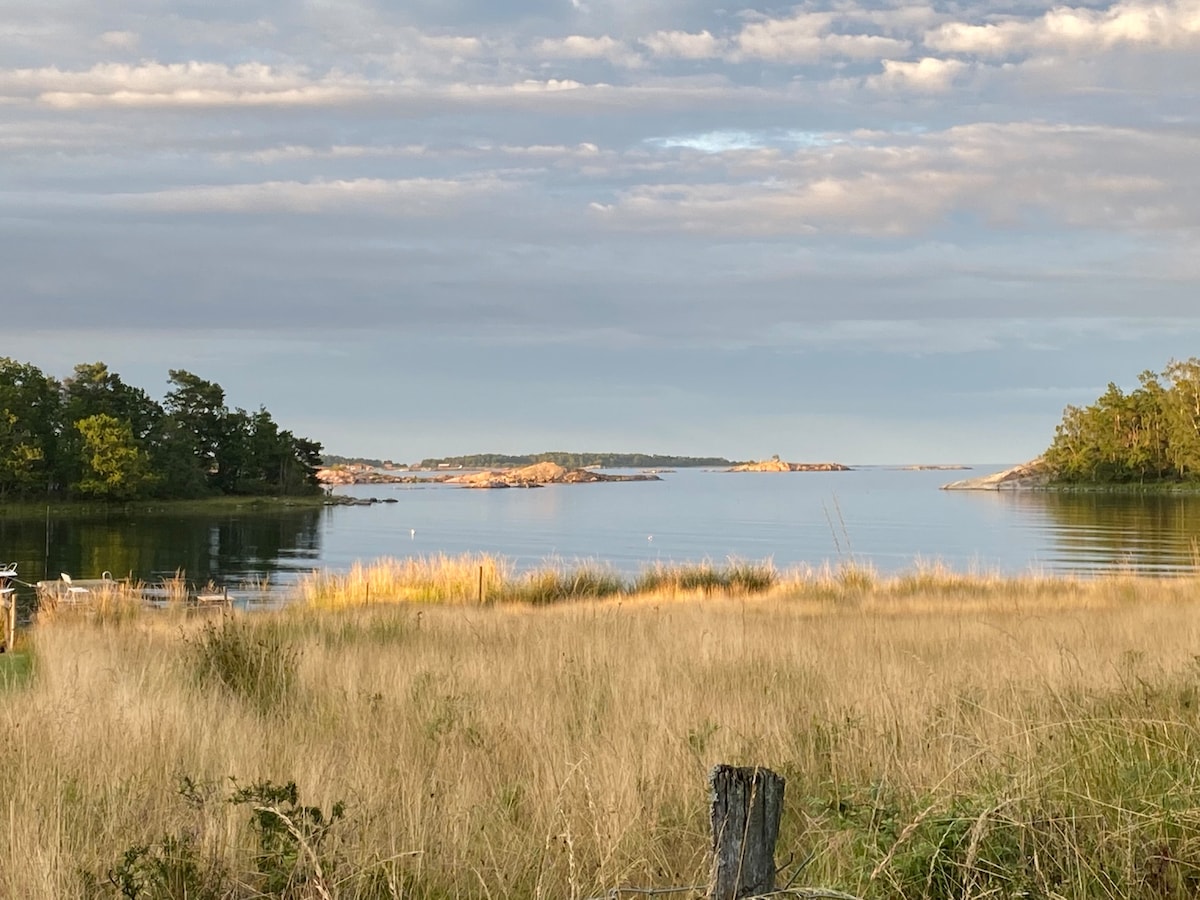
[5,565,1200,897]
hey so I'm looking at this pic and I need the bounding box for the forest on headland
[0,357,322,502]
[1043,357,1200,485]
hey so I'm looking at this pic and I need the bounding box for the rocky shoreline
[317,461,660,489]
[726,458,852,473]
[316,465,426,486]
[940,459,1050,491]
[443,461,659,489]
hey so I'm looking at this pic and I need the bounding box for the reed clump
[187,614,301,714]
[7,567,1200,898]
[490,562,627,605]
[634,559,777,595]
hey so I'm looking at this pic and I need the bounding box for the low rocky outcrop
[727,459,852,473]
[317,466,424,485]
[940,459,1051,491]
[443,461,661,489]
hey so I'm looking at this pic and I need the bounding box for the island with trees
[945,357,1200,490]
[1042,358,1200,485]
[0,357,322,502]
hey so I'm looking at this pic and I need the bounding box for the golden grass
[6,564,1200,898]
[296,554,514,607]
[295,554,1046,609]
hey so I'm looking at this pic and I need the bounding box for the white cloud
[118,176,511,215]
[97,30,138,50]
[0,61,369,108]
[640,29,725,59]
[867,57,967,92]
[733,11,911,62]
[602,172,979,236]
[418,34,485,57]
[926,0,1200,57]
[535,34,641,66]
[506,78,586,92]
[596,122,1200,237]
[38,85,363,109]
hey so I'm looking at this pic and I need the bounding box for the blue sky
[3,0,1199,464]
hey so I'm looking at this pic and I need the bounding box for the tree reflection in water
[1000,491,1200,575]
[0,506,323,597]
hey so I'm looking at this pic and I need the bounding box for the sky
[3,0,1199,465]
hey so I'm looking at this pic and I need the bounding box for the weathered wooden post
[1,590,14,652]
[709,764,785,900]
[0,562,17,652]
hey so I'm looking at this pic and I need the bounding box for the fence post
[2,593,13,652]
[708,764,785,900]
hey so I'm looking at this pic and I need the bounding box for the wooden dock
[35,573,234,611]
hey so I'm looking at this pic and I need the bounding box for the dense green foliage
[418,451,735,469]
[1044,358,1200,484]
[0,358,322,502]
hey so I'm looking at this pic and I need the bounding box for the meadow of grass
[5,557,1200,898]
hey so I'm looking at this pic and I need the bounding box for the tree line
[0,358,323,502]
[1043,358,1200,484]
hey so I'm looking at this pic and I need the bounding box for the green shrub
[89,778,346,900]
[187,616,299,714]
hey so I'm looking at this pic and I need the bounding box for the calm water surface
[4,465,1200,606]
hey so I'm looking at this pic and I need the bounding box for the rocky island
[317,460,662,490]
[316,465,424,486]
[726,458,852,473]
[442,461,660,489]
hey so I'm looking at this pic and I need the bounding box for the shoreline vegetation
[9,556,1200,898]
[945,357,1200,492]
[1039,357,1200,489]
[0,493,342,518]
[0,357,322,504]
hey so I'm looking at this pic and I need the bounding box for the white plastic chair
[61,573,90,597]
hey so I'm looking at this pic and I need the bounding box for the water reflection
[0,506,323,592]
[999,492,1200,575]
[4,475,1200,616]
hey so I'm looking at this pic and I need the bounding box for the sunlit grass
[293,554,1101,610]
[296,553,513,607]
[0,648,33,690]
[8,561,1200,897]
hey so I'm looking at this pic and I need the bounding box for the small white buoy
[647,535,653,542]
[411,528,416,539]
